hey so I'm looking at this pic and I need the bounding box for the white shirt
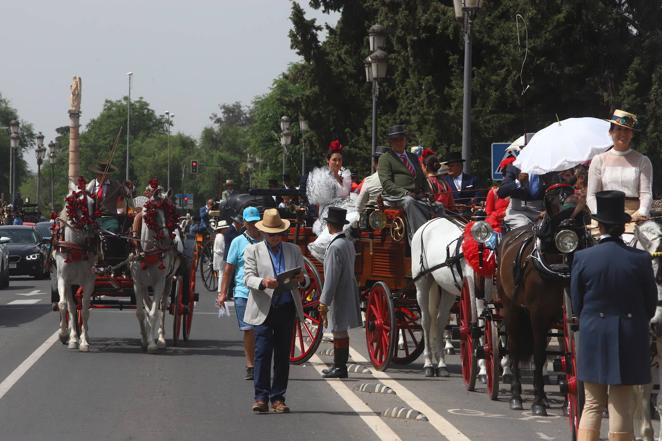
[356,172,382,212]
[452,174,463,191]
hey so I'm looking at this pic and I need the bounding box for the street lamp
[299,117,308,174]
[366,24,388,172]
[165,111,175,190]
[9,120,19,206]
[454,0,483,173]
[126,71,133,181]
[280,116,292,180]
[35,132,46,211]
[48,141,56,210]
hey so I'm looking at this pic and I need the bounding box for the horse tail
[505,305,534,362]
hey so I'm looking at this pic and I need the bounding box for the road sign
[491,143,510,181]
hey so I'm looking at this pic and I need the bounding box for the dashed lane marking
[349,346,473,441]
[311,354,402,441]
[7,299,41,305]
[18,290,44,296]
[0,331,59,401]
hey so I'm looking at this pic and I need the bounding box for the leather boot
[577,428,599,441]
[607,432,633,441]
[323,338,349,378]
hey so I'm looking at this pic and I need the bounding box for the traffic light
[191,160,199,174]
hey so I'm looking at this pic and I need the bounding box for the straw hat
[608,109,638,130]
[256,208,290,234]
[89,160,118,175]
[214,220,229,231]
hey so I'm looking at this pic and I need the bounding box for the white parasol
[513,117,612,174]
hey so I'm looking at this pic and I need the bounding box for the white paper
[217,303,230,318]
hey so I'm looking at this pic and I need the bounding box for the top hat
[256,208,290,234]
[591,190,631,225]
[373,146,387,159]
[608,109,638,130]
[441,151,465,164]
[324,206,349,225]
[89,160,118,175]
[387,124,407,139]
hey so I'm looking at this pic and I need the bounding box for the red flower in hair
[77,176,87,190]
[328,139,342,153]
[421,148,436,159]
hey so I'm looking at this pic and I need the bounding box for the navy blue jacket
[571,237,657,385]
[442,172,479,204]
[496,165,544,201]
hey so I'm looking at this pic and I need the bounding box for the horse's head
[142,179,177,246]
[543,183,576,220]
[62,177,99,232]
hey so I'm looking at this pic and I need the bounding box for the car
[0,225,49,279]
[0,235,10,288]
[34,221,53,241]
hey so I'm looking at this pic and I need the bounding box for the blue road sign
[491,143,510,181]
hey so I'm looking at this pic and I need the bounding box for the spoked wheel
[199,241,217,292]
[290,257,323,364]
[562,289,583,440]
[459,279,478,391]
[484,315,501,400]
[183,272,195,341]
[366,281,396,371]
[392,305,424,365]
[171,276,184,346]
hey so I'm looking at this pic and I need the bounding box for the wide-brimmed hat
[214,220,229,231]
[324,206,349,225]
[89,160,118,175]
[242,206,260,223]
[608,109,638,131]
[591,190,631,225]
[256,208,290,234]
[441,151,465,165]
[387,124,407,139]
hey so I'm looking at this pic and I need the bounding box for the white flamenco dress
[306,166,360,262]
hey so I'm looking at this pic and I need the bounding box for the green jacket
[377,149,427,198]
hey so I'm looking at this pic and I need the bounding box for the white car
[0,236,9,288]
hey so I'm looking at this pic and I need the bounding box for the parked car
[34,221,53,241]
[0,235,10,288]
[0,225,49,279]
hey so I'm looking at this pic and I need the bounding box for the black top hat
[441,151,465,164]
[324,206,350,225]
[373,146,387,159]
[387,124,407,139]
[591,190,631,225]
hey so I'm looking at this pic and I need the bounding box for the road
[0,275,651,441]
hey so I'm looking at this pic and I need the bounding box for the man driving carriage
[86,160,133,234]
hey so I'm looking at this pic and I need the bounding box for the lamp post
[35,132,46,211]
[299,117,308,174]
[366,24,388,172]
[279,116,292,181]
[454,0,483,174]
[9,120,19,206]
[48,141,56,210]
[126,71,133,181]
[165,111,175,190]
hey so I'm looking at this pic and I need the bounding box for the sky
[0,0,339,171]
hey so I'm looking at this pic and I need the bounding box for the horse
[496,182,590,415]
[129,183,181,352]
[52,178,99,351]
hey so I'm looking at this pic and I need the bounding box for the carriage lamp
[368,210,387,230]
[555,229,579,254]
[470,221,493,244]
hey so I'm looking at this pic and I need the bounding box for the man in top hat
[377,125,434,242]
[318,207,362,378]
[356,146,387,212]
[221,179,236,202]
[441,151,480,206]
[571,190,656,441]
[86,160,131,232]
[242,208,305,413]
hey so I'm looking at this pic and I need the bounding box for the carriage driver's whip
[98,126,124,187]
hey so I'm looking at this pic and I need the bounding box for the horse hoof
[79,344,89,352]
[510,398,523,410]
[147,344,158,353]
[444,348,455,355]
[157,339,166,349]
[424,367,435,377]
[67,341,78,350]
[477,374,487,384]
[531,403,547,416]
[436,367,450,377]
[59,333,68,345]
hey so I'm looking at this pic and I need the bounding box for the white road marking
[536,432,555,440]
[0,331,59,401]
[18,290,44,296]
[310,354,402,441]
[7,299,41,305]
[349,346,473,441]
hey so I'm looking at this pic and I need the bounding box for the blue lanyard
[266,243,284,274]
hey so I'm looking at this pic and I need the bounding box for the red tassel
[462,222,497,276]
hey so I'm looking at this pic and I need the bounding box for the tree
[0,93,36,203]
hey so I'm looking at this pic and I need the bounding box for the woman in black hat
[571,190,657,441]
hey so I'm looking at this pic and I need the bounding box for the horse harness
[413,217,465,290]
[52,218,99,263]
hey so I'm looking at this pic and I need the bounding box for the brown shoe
[271,400,290,413]
[252,400,268,413]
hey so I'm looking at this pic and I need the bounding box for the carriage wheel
[199,242,218,292]
[366,282,396,371]
[290,257,324,364]
[459,279,478,391]
[562,290,583,439]
[392,306,425,365]
[183,257,197,341]
[171,276,183,346]
[484,315,501,400]
[390,217,406,242]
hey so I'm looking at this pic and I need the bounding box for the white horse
[129,187,180,352]
[52,181,99,351]
[632,220,662,441]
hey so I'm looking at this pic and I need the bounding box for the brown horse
[496,182,590,416]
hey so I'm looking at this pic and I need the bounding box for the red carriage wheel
[484,315,500,400]
[171,276,183,346]
[183,273,195,341]
[365,281,396,371]
[391,305,425,365]
[290,257,324,364]
[562,290,583,440]
[459,279,478,391]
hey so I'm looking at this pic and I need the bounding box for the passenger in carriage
[87,160,132,233]
[497,160,545,230]
[441,151,480,205]
[356,146,385,212]
[422,155,455,211]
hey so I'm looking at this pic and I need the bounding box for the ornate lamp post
[366,24,388,172]
[48,141,56,210]
[454,0,483,173]
[279,116,292,181]
[35,132,46,211]
[299,117,308,174]
[165,111,175,190]
[9,120,20,205]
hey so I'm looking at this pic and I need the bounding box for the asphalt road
[0,275,655,441]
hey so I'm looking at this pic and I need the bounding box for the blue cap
[242,206,260,223]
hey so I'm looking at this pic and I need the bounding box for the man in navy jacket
[441,151,479,205]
